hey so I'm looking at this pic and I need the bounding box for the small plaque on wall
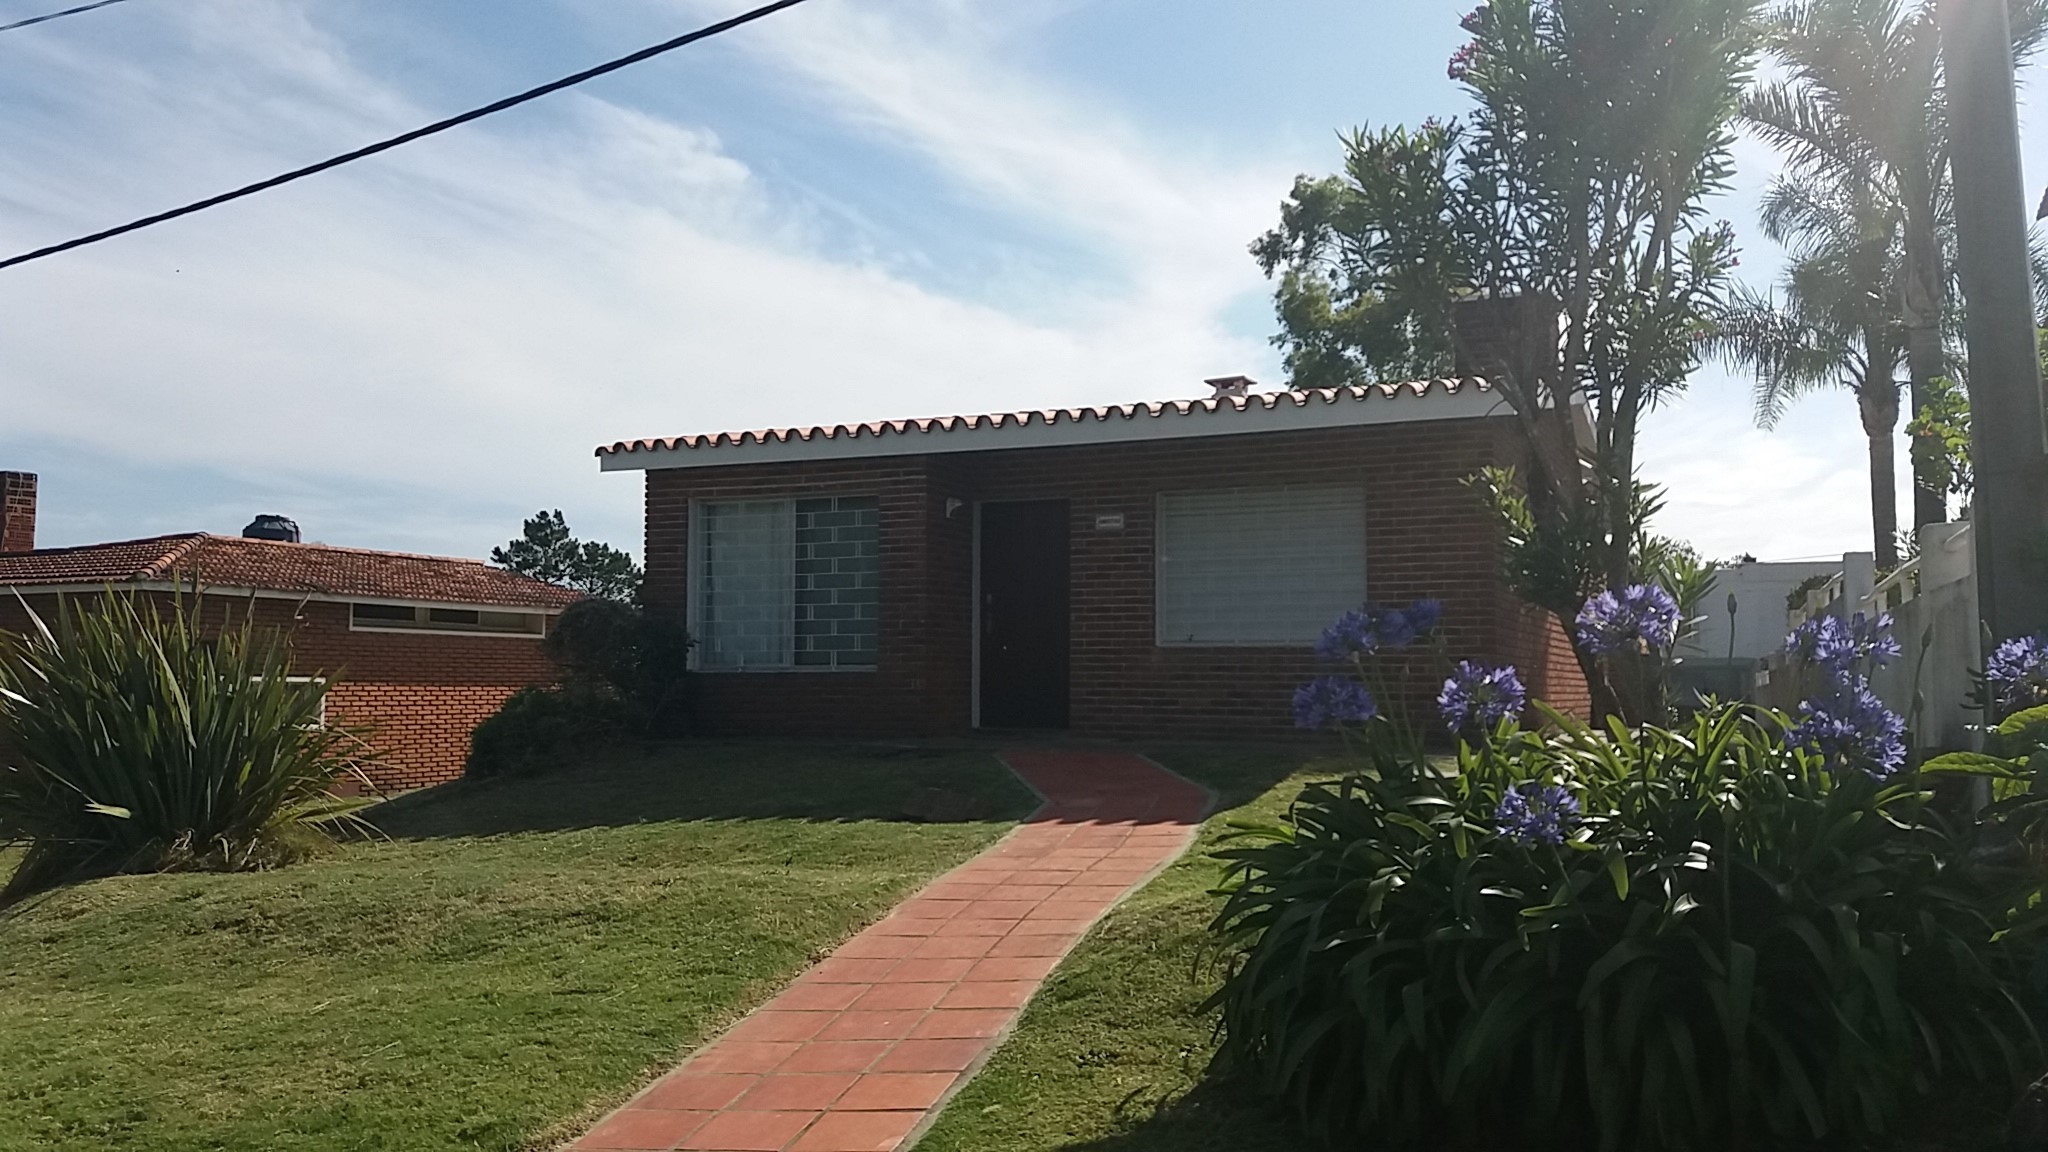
[1094,512,1125,532]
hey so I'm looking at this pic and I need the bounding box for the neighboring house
[0,472,576,789]
[1672,555,1861,704]
[596,373,1590,740]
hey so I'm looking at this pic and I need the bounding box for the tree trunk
[1902,211,1949,530]
[1867,427,1900,572]
[1898,89,1948,532]
[1860,381,1902,572]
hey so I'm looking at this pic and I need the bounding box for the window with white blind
[692,496,879,670]
[1155,485,1366,645]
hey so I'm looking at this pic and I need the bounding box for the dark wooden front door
[978,500,1070,729]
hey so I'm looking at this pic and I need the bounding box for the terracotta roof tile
[0,534,579,610]
[594,379,1491,459]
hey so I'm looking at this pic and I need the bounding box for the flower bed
[1210,604,2048,1150]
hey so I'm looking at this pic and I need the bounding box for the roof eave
[596,380,1508,473]
[0,580,577,613]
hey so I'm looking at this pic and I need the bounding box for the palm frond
[1740,81,1867,182]
[1704,285,1853,427]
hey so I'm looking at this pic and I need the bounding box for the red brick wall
[641,416,1590,739]
[0,590,556,790]
[1501,601,1594,720]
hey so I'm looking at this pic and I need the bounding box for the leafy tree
[1906,372,1973,501]
[1707,174,1909,568]
[491,510,641,602]
[1255,0,1759,717]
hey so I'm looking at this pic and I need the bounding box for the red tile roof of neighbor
[594,379,1502,464]
[0,534,580,609]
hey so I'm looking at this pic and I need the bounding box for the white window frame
[1153,484,1367,648]
[686,496,880,673]
[250,674,329,727]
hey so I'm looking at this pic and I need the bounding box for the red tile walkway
[566,749,1210,1152]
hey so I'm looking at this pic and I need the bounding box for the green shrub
[543,597,694,735]
[464,600,693,779]
[1210,703,2047,1151]
[0,592,370,905]
[464,684,638,779]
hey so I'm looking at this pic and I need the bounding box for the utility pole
[1937,0,2048,644]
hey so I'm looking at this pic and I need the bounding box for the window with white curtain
[1155,485,1366,645]
[693,496,878,670]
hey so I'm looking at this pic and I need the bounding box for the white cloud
[0,0,1284,556]
[1639,369,1896,562]
[0,0,1988,573]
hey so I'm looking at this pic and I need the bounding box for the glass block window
[1156,485,1365,645]
[694,495,878,670]
[793,496,880,667]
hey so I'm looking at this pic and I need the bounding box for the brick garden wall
[640,415,1589,739]
[0,590,556,790]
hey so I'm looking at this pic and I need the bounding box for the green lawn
[8,737,2007,1152]
[914,745,1319,1152]
[0,742,1035,1152]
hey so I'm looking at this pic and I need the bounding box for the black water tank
[242,515,300,543]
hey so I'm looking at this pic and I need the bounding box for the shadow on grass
[371,739,1322,842]
[1042,1057,2017,1152]
[1140,742,1336,814]
[369,741,1043,840]
[1051,1074,1306,1152]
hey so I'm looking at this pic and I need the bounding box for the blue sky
[0,0,2037,564]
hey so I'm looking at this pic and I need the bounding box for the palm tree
[1742,0,1945,533]
[1741,0,2048,531]
[1711,174,1909,569]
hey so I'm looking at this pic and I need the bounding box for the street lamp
[1726,591,1739,665]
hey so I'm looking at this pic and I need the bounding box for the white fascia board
[598,384,1514,473]
[0,581,568,615]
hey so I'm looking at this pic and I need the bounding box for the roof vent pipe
[242,515,300,543]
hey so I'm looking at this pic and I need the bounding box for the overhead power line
[0,0,815,272]
[0,0,133,35]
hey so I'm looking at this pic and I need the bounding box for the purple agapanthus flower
[1790,676,1908,779]
[1313,601,1443,661]
[1987,634,2048,711]
[1495,782,1580,847]
[1438,661,1527,731]
[1403,599,1445,638]
[1787,613,1900,679]
[1314,611,1376,661]
[1574,585,1681,655]
[1292,676,1378,730]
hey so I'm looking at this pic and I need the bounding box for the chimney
[242,515,301,543]
[1204,375,1256,399]
[1,471,35,553]
[1450,295,1560,382]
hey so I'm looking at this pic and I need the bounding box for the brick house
[0,472,576,789]
[596,377,1589,740]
